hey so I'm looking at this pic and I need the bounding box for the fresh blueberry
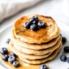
[30,16,38,23]
[67,57,69,63]
[30,24,38,31]
[62,37,67,44]
[64,46,69,53]
[60,55,67,62]
[24,22,30,28]
[2,54,8,61]
[8,56,16,63]
[10,52,17,57]
[30,18,36,24]
[31,16,38,21]
[40,64,48,69]
[6,38,11,44]
[0,47,8,55]
[32,20,37,24]
[38,21,46,28]
[13,61,20,67]
[32,16,38,20]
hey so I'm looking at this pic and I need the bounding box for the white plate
[0,23,69,69]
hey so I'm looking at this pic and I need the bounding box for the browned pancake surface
[14,14,60,43]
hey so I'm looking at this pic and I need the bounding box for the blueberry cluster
[24,16,46,31]
[0,48,20,68]
[60,36,69,63]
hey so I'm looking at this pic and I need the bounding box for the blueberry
[40,64,48,69]
[6,38,11,44]
[32,16,38,19]
[24,22,30,28]
[30,16,38,23]
[0,47,8,55]
[60,55,67,62]
[67,57,69,63]
[10,52,17,57]
[64,46,69,53]
[2,54,8,61]
[31,16,38,21]
[13,61,20,67]
[8,56,16,63]
[30,18,37,24]
[32,20,37,24]
[62,37,67,44]
[38,21,46,28]
[30,24,38,31]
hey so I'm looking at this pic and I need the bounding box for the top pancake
[14,14,60,44]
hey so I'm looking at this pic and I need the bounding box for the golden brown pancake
[14,14,60,44]
[9,41,62,61]
[9,42,53,60]
[11,37,61,55]
[11,29,61,50]
[9,14,62,65]
[19,43,62,65]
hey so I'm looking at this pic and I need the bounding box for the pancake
[9,42,53,59]
[11,29,61,50]
[19,43,62,65]
[11,37,61,55]
[14,14,60,44]
[9,14,62,65]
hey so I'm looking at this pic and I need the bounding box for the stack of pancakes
[9,14,62,65]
